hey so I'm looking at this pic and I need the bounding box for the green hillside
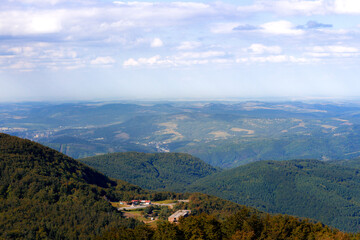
[0,133,150,239]
[332,157,360,169]
[80,152,218,192]
[178,132,360,168]
[100,192,356,239]
[187,159,360,232]
[0,133,356,239]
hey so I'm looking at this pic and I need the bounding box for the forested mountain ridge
[79,150,360,232]
[331,157,360,169]
[187,159,360,232]
[0,133,358,239]
[80,152,219,191]
[0,133,150,239]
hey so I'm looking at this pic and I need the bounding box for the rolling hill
[4,101,360,167]
[187,159,360,232]
[80,152,219,192]
[0,133,356,239]
[331,157,360,169]
[79,150,360,232]
[0,133,149,239]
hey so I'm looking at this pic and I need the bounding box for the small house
[168,210,191,223]
[141,200,151,205]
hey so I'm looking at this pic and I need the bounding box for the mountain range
[3,101,360,168]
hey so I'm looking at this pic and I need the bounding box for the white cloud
[211,59,233,64]
[123,58,139,67]
[0,2,219,38]
[178,59,209,65]
[0,43,83,71]
[1,0,359,41]
[266,0,328,15]
[237,55,310,63]
[90,56,115,65]
[312,45,358,53]
[138,55,161,65]
[123,56,211,67]
[247,44,282,54]
[8,61,35,70]
[9,47,35,57]
[211,22,241,34]
[306,52,331,57]
[123,51,228,68]
[239,55,287,63]
[306,45,359,58]
[123,47,322,68]
[150,38,163,48]
[171,2,210,9]
[110,1,216,29]
[177,51,226,59]
[9,0,69,5]
[236,3,266,13]
[176,41,202,50]
[261,21,304,35]
[43,49,77,59]
[1,0,360,74]
[334,0,360,14]
[250,0,360,15]
[123,55,163,67]
[0,11,63,35]
[212,21,305,35]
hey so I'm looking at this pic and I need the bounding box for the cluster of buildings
[119,200,152,206]
[119,199,191,223]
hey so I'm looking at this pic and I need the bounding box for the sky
[1,0,360,102]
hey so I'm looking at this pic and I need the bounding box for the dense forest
[80,152,219,191]
[188,159,360,232]
[79,151,360,232]
[332,157,360,169]
[0,133,174,239]
[99,210,358,240]
[1,133,359,239]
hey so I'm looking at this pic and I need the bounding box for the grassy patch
[110,202,127,208]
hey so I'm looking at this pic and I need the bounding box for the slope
[0,133,148,239]
[331,157,360,169]
[101,192,354,240]
[80,152,219,192]
[1,133,357,239]
[187,159,360,232]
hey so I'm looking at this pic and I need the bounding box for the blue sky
[1,0,360,102]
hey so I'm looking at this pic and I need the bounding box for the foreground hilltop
[0,133,148,239]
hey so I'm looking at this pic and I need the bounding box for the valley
[2,101,360,168]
